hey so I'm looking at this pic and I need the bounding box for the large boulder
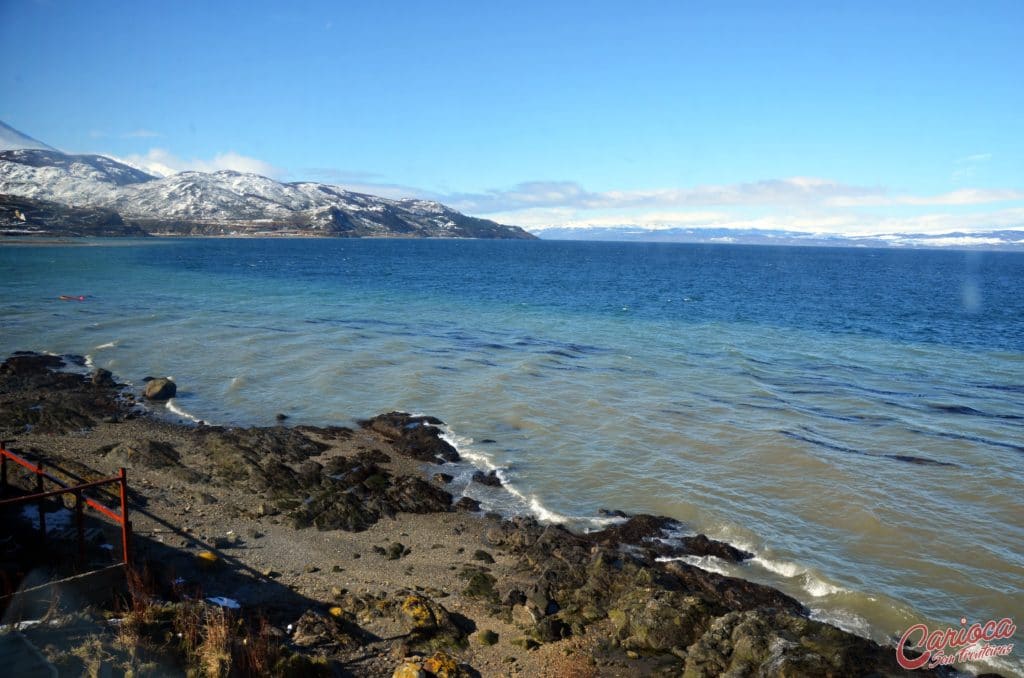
[143,377,176,400]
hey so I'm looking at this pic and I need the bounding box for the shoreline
[0,351,1002,677]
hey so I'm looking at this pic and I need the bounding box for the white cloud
[122,129,161,139]
[452,176,1024,236]
[118,148,283,178]
[827,188,1024,208]
[442,177,883,214]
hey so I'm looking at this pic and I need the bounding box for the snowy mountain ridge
[0,125,534,239]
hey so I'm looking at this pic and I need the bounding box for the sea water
[2,238,1022,674]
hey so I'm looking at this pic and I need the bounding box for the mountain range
[532,225,1024,250]
[0,123,534,239]
[3,121,1021,249]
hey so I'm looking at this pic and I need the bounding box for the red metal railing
[0,443,131,569]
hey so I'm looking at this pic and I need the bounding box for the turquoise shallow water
[2,238,1022,674]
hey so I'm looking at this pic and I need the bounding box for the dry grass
[197,606,232,677]
[237,617,278,676]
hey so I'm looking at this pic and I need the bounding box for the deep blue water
[2,238,1022,675]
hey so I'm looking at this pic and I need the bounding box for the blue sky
[2,1,1022,235]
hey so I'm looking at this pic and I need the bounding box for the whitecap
[803,574,846,597]
[165,398,201,423]
[752,555,806,578]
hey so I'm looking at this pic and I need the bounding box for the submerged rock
[453,497,481,512]
[471,470,502,487]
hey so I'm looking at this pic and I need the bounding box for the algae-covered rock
[290,609,361,649]
[473,629,498,646]
[392,651,469,678]
[399,594,466,652]
[609,590,713,652]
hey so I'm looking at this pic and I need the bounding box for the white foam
[435,422,626,529]
[809,607,873,638]
[752,555,806,578]
[165,399,201,423]
[752,555,846,597]
[94,341,118,350]
[657,554,733,576]
[803,574,845,597]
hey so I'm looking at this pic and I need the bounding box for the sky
[1,0,1022,235]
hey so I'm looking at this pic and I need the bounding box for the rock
[91,368,115,387]
[291,609,359,648]
[399,594,466,652]
[609,590,713,652]
[143,377,176,400]
[598,508,627,518]
[276,412,289,421]
[471,470,502,487]
[392,651,469,678]
[472,549,495,564]
[392,662,426,678]
[453,497,481,512]
[677,533,753,563]
[422,651,462,678]
[359,412,460,462]
[588,514,679,547]
[388,542,408,560]
[386,476,453,514]
[512,604,539,627]
[473,629,499,646]
[101,440,181,469]
[460,568,498,602]
[432,473,454,484]
[511,637,540,650]
[0,352,124,433]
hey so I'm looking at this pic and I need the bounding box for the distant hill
[533,225,1024,251]
[0,123,534,239]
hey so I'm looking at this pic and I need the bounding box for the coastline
[0,352,1000,677]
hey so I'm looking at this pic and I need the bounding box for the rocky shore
[0,352,988,677]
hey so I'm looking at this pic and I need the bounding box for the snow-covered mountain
[533,225,1024,250]
[0,124,534,239]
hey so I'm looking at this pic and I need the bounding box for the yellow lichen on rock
[400,595,436,628]
[422,651,460,677]
[391,660,426,678]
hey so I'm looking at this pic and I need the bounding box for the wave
[752,555,847,598]
[433,421,627,530]
[165,398,202,423]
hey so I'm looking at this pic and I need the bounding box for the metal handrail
[0,443,131,569]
